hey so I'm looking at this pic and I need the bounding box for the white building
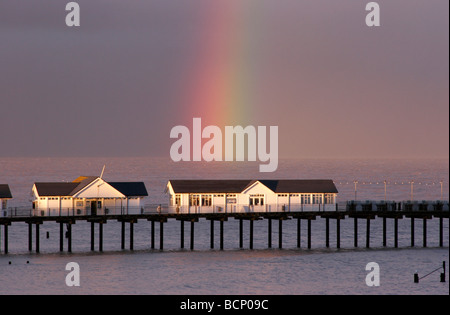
[0,184,12,215]
[166,179,338,213]
[32,176,148,216]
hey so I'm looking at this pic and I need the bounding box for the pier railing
[1,200,448,218]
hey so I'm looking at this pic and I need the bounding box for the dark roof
[34,177,148,197]
[0,184,13,199]
[169,180,338,194]
[169,180,252,193]
[34,182,79,196]
[109,182,148,197]
[258,180,338,193]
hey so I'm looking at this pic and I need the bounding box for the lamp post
[440,180,443,201]
[354,181,358,201]
[410,180,414,201]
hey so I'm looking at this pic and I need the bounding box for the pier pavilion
[31,176,148,216]
[0,184,12,215]
[166,179,339,213]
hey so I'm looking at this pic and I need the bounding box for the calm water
[0,157,448,295]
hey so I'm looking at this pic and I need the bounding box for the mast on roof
[100,165,106,179]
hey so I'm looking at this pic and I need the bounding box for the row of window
[172,194,336,206]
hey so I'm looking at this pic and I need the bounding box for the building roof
[34,177,148,197]
[168,180,338,194]
[109,182,148,197]
[169,180,252,194]
[0,184,13,199]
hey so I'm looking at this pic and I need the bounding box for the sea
[0,157,448,296]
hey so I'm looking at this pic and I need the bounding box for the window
[301,194,311,204]
[312,194,323,204]
[202,195,212,206]
[250,194,264,206]
[325,194,334,204]
[175,195,181,206]
[189,195,200,206]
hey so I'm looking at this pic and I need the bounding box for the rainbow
[181,1,263,127]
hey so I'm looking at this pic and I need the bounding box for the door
[91,200,97,216]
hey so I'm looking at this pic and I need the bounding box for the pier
[0,202,448,254]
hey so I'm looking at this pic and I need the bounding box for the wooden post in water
[151,220,155,249]
[121,221,125,250]
[91,222,95,251]
[3,224,8,254]
[336,218,341,249]
[210,220,214,249]
[394,217,398,248]
[99,222,104,252]
[67,223,72,253]
[190,220,195,250]
[160,220,164,250]
[279,219,283,249]
[325,217,329,248]
[220,219,224,250]
[28,223,33,252]
[268,218,272,248]
[297,218,301,248]
[354,217,358,247]
[249,219,254,250]
[366,218,370,248]
[35,223,40,253]
[307,218,311,249]
[60,222,64,252]
[439,217,443,247]
[130,221,134,250]
[382,217,387,247]
[411,217,415,247]
[423,218,427,247]
[180,220,184,249]
[239,219,243,249]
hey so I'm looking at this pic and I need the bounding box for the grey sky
[0,0,448,159]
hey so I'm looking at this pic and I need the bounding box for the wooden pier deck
[0,209,448,254]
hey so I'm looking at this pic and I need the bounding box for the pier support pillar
[151,220,155,249]
[297,218,301,248]
[394,217,398,248]
[325,218,329,248]
[190,220,195,250]
[160,220,164,250]
[382,217,387,247]
[3,224,9,254]
[35,223,40,253]
[268,218,272,248]
[180,220,184,249]
[210,220,214,249]
[411,217,415,247]
[91,222,95,251]
[99,222,104,252]
[239,219,243,249]
[354,217,358,247]
[220,220,224,250]
[439,217,443,247]
[307,219,311,249]
[249,220,254,250]
[279,219,283,249]
[336,218,341,249]
[28,223,33,252]
[130,221,134,250]
[366,218,370,248]
[67,223,72,253]
[423,218,427,247]
[60,222,64,252]
[121,221,125,250]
